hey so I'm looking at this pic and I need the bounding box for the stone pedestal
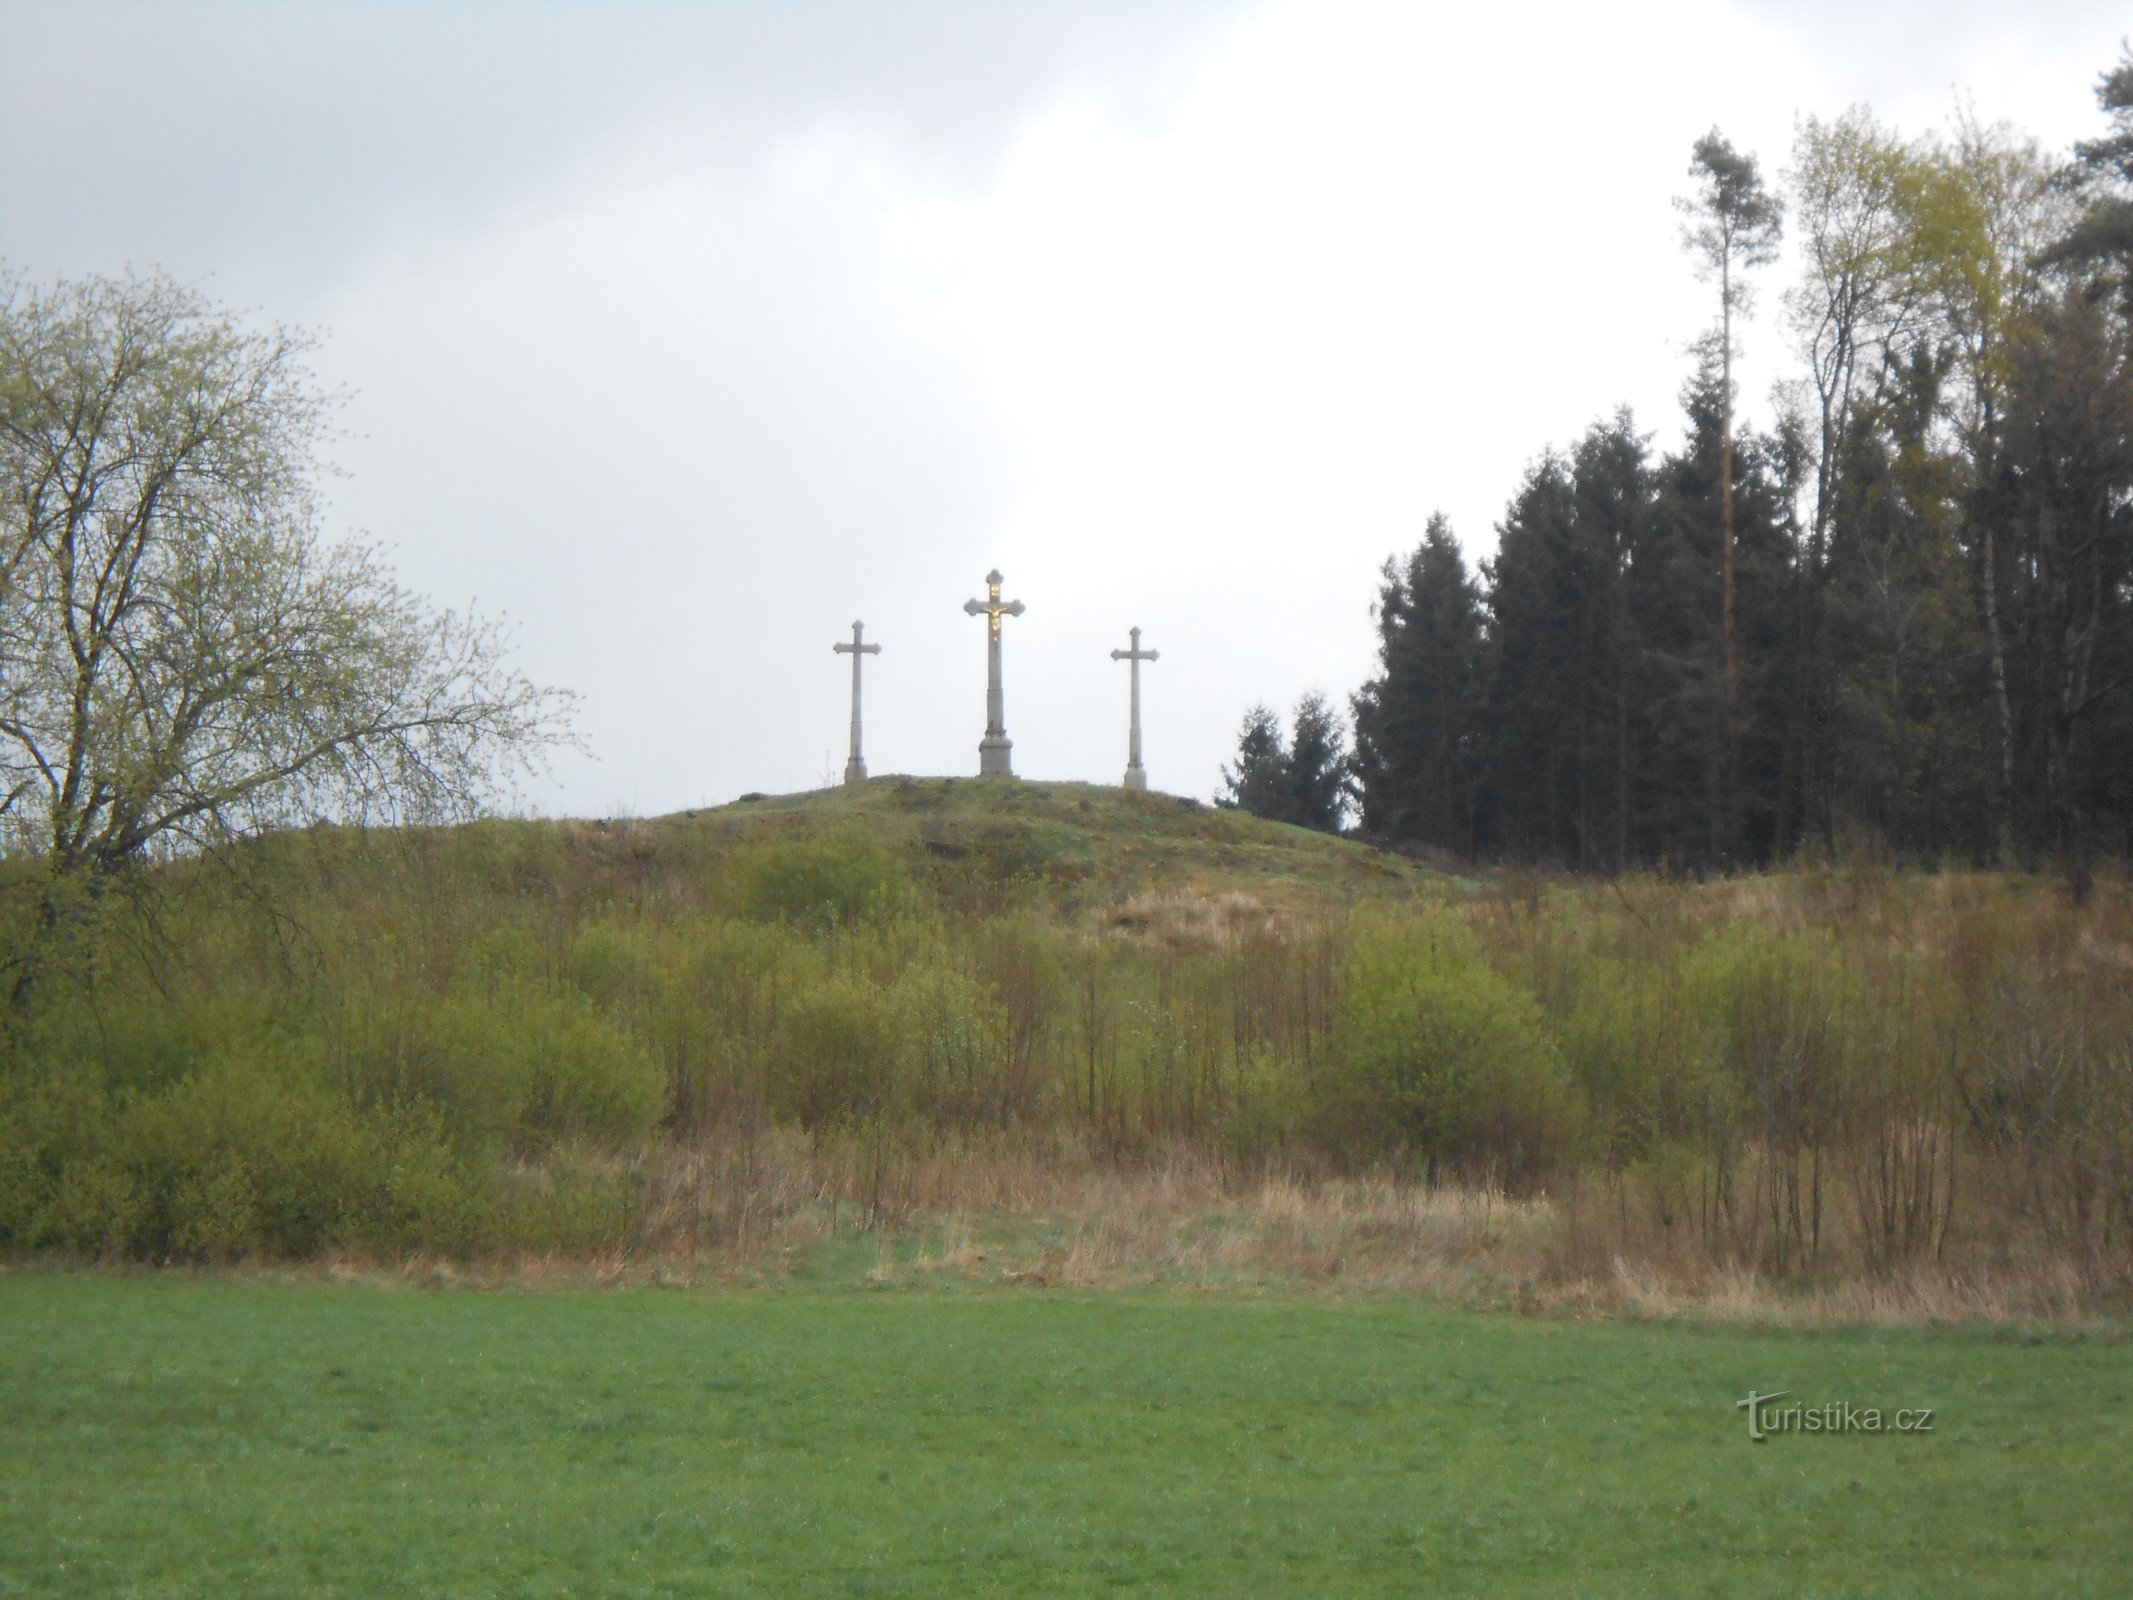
[979,735,1014,778]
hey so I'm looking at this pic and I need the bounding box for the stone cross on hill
[963,569,1025,777]
[832,620,881,784]
[1110,626,1159,790]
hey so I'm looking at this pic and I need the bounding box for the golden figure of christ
[963,569,1025,776]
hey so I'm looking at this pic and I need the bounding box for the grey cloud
[1,0,1244,302]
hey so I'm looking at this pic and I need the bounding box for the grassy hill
[206,777,1434,950]
[637,777,1431,910]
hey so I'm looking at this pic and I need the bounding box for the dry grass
[1594,1257,2101,1327]
[304,1125,2127,1328]
[1095,888,1305,949]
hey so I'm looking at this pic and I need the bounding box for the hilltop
[654,778,1432,912]
[214,778,1438,941]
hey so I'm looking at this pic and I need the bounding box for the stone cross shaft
[832,620,881,785]
[1109,625,1160,790]
[962,568,1026,777]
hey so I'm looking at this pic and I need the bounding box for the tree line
[1228,53,2133,879]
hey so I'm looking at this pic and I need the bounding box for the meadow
[2,1273,2127,1599]
[1,779,2129,1318]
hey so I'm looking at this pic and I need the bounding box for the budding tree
[0,272,573,904]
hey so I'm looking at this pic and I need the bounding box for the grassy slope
[2,1275,2125,1599]
[649,777,1430,909]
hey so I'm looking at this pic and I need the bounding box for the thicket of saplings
[0,818,2126,1294]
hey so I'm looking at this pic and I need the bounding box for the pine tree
[1677,129,1783,861]
[2045,47,2133,315]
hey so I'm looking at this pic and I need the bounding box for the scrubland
[2,780,2127,1323]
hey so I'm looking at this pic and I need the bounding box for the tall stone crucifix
[832,620,881,785]
[1110,626,1159,790]
[963,569,1025,777]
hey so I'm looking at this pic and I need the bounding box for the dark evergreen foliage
[1277,55,2133,875]
[2047,50,2133,315]
[1218,696,1351,834]
[1349,302,2128,873]
[1217,704,1289,821]
[1286,693,1351,834]
[1351,514,1481,853]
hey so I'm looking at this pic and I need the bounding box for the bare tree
[0,272,572,962]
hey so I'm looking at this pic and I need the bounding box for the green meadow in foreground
[0,1276,2125,1598]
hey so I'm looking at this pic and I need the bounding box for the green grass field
[1,1277,2125,1597]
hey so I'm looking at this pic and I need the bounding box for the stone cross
[832,620,881,785]
[962,568,1025,777]
[1110,626,1160,790]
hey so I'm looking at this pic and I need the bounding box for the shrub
[1223,1049,1310,1167]
[763,977,904,1127]
[121,1049,355,1257]
[0,1039,491,1262]
[1685,928,1857,1158]
[39,1158,143,1258]
[1326,918,1584,1186]
[0,1065,113,1248]
[1557,955,1717,1166]
[890,965,1011,1124]
[351,986,666,1148]
[734,826,914,929]
[496,1145,641,1254]
[561,919,653,1011]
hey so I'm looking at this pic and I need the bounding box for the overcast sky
[3,1,2127,814]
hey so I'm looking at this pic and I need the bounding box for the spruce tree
[1352,513,1482,852]
[1475,454,1589,862]
[1569,413,1656,869]
[1217,704,1290,820]
[1286,692,1352,834]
